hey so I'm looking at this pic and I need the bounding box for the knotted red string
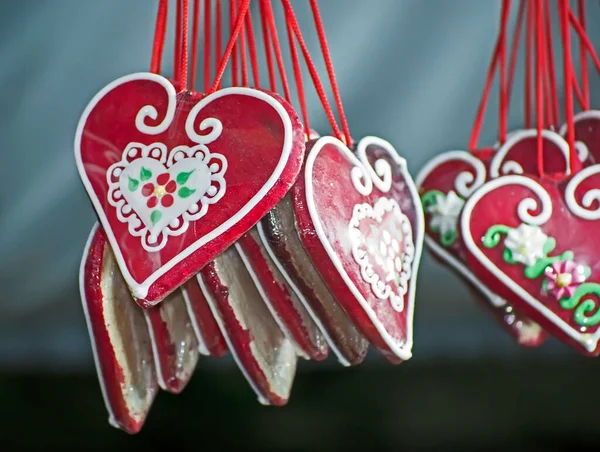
[150,0,168,74]
[203,0,212,92]
[189,0,200,89]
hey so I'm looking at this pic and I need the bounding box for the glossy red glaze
[237,228,329,361]
[463,172,600,356]
[417,147,546,347]
[76,73,305,306]
[292,136,424,363]
[181,276,228,357]
[80,226,158,434]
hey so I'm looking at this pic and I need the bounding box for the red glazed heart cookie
[75,72,304,305]
[144,289,199,393]
[292,136,424,362]
[80,224,158,434]
[461,167,600,356]
[416,147,545,346]
[236,227,329,361]
[199,247,297,406]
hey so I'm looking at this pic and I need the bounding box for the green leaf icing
[177,169,195,185]
[128,177,139,192]
[150,210,162,225]
[140,167,152,181]
[178,187,196,198]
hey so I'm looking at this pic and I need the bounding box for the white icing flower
[504,224,548,266]
[427,190,464,235]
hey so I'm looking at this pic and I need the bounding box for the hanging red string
[238,0,249,86]
[543,1,559,126]
[538,0,552,128]
[203,0,212,92]
[179,0,190,91]
[150,0,169,74]
[215,0,222,89]
[468,0,511,151]
[229,0,239,87]
[281,0,343,141]
[284,3,310,135]
[308,0,352,145]
[577,0,589,109]
[524,0,533,129]
[568,10,600,97]
[498,0,509,143]
[245,8,261,87]
[560,0,577,174]
[174,0,183,82]
[263,0,292,102]
[209,0,251,93]
[190,0,201,89]
[506,0,525,110]
[534,0,545,177]
[259,0,277,92]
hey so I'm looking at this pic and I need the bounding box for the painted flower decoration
[142,173,177,208]
[504,224,548,266]
[544,260,588,300]
[426,190,464,236]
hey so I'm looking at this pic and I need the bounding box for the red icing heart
[80,225,158,433]
[75,72,304,305]
[461,166,600,356]
[560,110,600,165]
[292,136,424,362]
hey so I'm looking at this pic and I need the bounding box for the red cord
[190,0,200,89]
[203,0,212,92]
[535,0,545,178]
[150,0,169,74]
[263,0,292,102]
[215,0,222,89]
[174,0,183,82]
[245,8,261,87]
[229,0,239,87]
[538,0,551,128]
[210,0,251,93]
[562,0,578,174]
[179,0,190,91]
[309,0,351,145]
[284,3,310,135]
[577,0,589,109]
[498,0,509,144]
[468,0,510,151]
[238,0,249,86]
[259,0,277,92]
[524,0,533,129]
[506,0,525,111]
[568,10,600,102]
[544,1,559,126]
[281,0,343,141]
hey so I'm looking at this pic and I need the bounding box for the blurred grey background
[1,0,600,371]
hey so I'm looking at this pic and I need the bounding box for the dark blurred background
[1,0,600,450]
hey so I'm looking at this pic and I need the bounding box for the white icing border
[78,223,121,429]
[75,73,294,299]
[256,221,351,367]
[564,163,600,220]
[414,151,506,308]
[414,150,487,199]
[235,242,310,360]
[461,175,599,352]
[559,110,600,163]
[197,273,270,405]
[305,135,424,360]
[489,129,572,178]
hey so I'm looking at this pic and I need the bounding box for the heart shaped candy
[236,227,329,361]
[144,289,199,393]
[292,136,424,362]
[75,72,304,305]
[199,247,298,406]
[462,166,600,356]
[80,225,158,433]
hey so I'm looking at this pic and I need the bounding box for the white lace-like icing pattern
[349,197,414,312]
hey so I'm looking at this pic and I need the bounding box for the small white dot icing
[152,148,161,158]
[128,148,138,158]
[113,168,122,177]
[210,163,219,172]
[188,203,199,214]
[122,205,132,214]
[207,186,217,196]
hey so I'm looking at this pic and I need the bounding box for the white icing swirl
[564,164,600,220]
